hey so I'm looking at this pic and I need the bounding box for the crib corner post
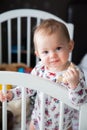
[79,103,87,130]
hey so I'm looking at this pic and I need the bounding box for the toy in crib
[7,97,30,124]
[0,84,12,90]
[0,63,32,72]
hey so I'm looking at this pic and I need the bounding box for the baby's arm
[0,87,36,102]
[0,67,37,102]
[56,63,87,105]
[64,63,87,105]
[68,69,87,106]
[9,86,36,100]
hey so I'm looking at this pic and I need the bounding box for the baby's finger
[68,67,79,78]
[0,96,6,102]
[0,91,7,102]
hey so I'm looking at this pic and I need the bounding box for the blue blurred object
[18,67,25,73]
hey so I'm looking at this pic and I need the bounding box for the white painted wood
[59,102,64,130]
[0,71,87,130]
[79,103,87,130]
[2,85,7,130]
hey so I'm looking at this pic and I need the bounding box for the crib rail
[0,71,87,130]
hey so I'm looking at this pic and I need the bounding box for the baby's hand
[6,91,13,101]
[63,67,79,89]
[0,91,7,102]
[0,91,13,102]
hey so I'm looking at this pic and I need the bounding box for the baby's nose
[50,51,57,58]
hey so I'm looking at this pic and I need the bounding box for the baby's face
[35,33,73,72]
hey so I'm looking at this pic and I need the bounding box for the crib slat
[27,17,31,66]
[59,102,64,130]
[0,23,2,64]
[36,18,41,64]
[17,17,21,63]
[21,87,26,130]
[79,103,87,130]
[7,19,11,64]
[2,85,7,130]
[40,93,45,130]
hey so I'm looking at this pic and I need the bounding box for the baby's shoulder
[31,61,45,75]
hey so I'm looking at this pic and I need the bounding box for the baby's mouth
[50,60,59,64]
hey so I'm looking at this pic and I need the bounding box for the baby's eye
[43,51,48,54]
[56,47,62,51]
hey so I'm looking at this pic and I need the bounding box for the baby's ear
[69,40,74,51]
[35,51,39,57]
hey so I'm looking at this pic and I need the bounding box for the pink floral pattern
[11,61,87,130]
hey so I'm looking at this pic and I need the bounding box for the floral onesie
[11,61,87,130]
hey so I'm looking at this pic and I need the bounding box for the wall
[67,1,87,65]
[0,0,70,21]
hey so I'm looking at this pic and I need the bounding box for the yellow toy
[0,84,12,90]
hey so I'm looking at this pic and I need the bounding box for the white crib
[0,71,87,130]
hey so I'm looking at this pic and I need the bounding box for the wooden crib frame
[0,71,87,130]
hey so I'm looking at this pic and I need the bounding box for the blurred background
[0,0,87,65]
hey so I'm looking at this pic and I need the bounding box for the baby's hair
[33,19,70,50]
